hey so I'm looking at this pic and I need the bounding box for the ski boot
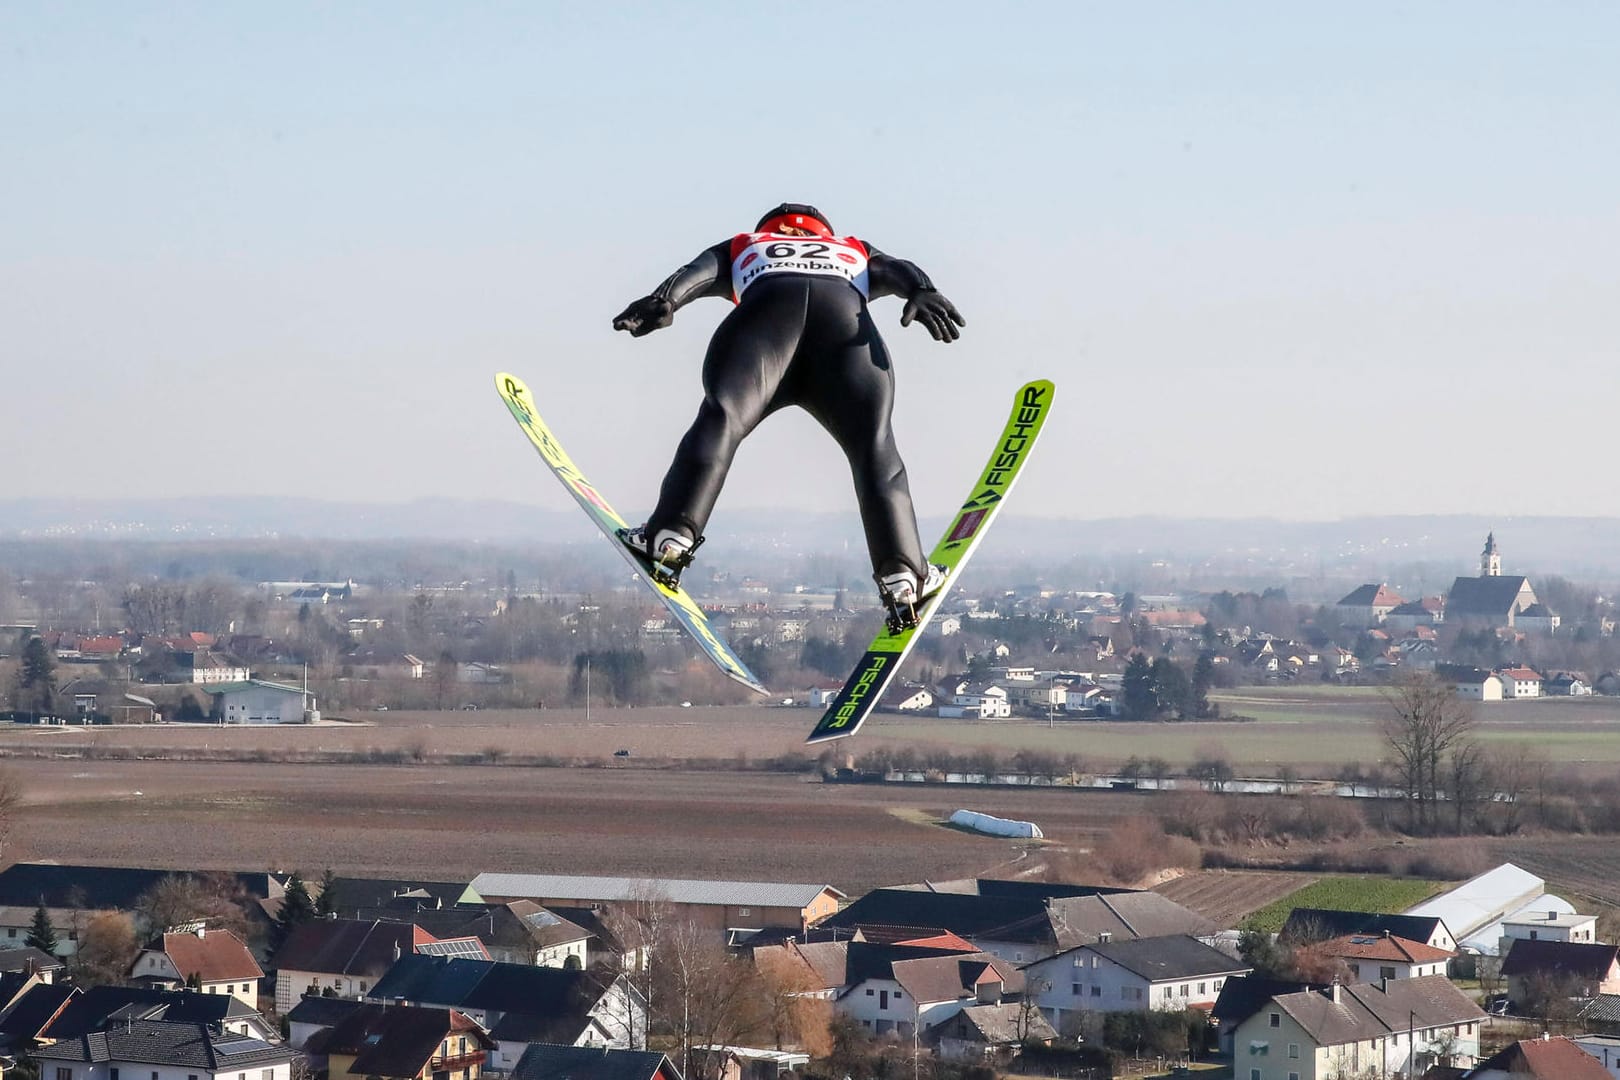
[876,563,948,633]
[617,525,702,587]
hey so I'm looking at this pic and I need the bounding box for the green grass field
[1242,876,1447,933]
[854,686,1620,772]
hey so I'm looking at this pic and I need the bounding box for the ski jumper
[616,221,957,583]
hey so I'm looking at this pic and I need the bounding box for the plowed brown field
[9,757,1152,893]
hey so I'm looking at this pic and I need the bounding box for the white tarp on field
[949,809,1043,839]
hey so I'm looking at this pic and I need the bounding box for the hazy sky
[5,3,1618,523]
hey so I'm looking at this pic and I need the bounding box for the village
[0,852,1614,1080]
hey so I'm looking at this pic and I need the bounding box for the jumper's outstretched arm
[868,244,967,343]
[611,241,731,337]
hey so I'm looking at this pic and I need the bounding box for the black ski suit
[613,234,962,583]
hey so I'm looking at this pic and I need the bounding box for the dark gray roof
[1211,975,1325,1029]
[1281,908,1449,946]
[1267,976,1483,1046]
[1501,939,1620,980]
[286,995,367,1027]
[323,877,471,916]
[0,863,278,910]
[1579,994,1620,1024]
[1447,575,1531,617]
[512,1043,675,1080]
[46,986,250,1038]
[0,982,77,1040]
[0,947,65,973]
[33,1020,294,1069]
[367,955,619,1045]
[1082,935,1249,982]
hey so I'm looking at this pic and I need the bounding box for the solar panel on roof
[419,939,487,960]
[214,1037,272,1056]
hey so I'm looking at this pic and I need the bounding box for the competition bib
[729,233,870,302]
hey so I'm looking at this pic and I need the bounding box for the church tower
[1481,532,1502,577]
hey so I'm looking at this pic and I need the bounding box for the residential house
[884,682,934,712]
[1501,909,1600,948]
[129,927,264,1006]
[512,1045,679,1080]
[938,683,1010,719]
[365,954,647,1071]
[210,680,314,724]
[0,864,283,959]
[357,902,593,970]
[319,1003,495,1080]
[468,873,843,939]
[1230,976,1484,1080]
[1466,1034,1612,1079]
[286,995,366,1052]
[1569,1034,1620,1078]
[32,1020,296,1080]
[1335,585,1407,627]
[271,918,448,1013]
[1545,672,1593,696]
[1500,940,1620,1003]
[0,978,77,1052]
[690,1046,808,1080]
[926,1001,1057,1059]
[43,985,279,1043]
[1496,666,1543,698]
[1021,935,1250,1035]
[1441,667,1504,702]
[320,878,477,917]
[1280,910,1457,954]
[819,881,1216,967]
[1316,932,1454,981]
[0,947,65,982]
[1211,977,1326,1057]
[836,942,1021,1037]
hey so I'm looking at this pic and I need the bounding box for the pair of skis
[495,371,1053,743]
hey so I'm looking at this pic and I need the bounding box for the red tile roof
[1322,932,1454,964]
[1474,1035,1611,1079]
[159,928,264,983]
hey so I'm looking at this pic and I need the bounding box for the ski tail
[805,378,1055,744]
[494,371,767,695]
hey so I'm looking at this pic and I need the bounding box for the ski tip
[495,371,528,397]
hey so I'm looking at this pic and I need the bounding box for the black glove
[611,295,675,337]
[900,290,966,343]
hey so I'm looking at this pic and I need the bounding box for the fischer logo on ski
[805,378,1054,744]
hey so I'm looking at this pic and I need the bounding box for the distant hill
[2,500,1620,579]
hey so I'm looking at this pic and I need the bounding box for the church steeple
[1482,532,1502,577]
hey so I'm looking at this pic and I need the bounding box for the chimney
[1329,982,1341,1004]
[195,925,207,939]
[393,942,402,961]
[1380,976,1389,993]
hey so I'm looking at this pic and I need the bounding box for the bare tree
[1381,674,1477,833]
[133,872,252,941]
[1444,739,1490,834]
[72,911,141,987]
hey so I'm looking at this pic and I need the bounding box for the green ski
[495,372,767,695]
[806,379,1055,744]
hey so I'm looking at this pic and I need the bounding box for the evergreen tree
[274,872,317,948]
[26,900,59,955]
[1150,657,1192,720]
[1191,653,1216,718]
[19,637,57,713]
[314,868,339,918]
[1121,653,1156,721]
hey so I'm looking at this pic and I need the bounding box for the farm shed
[949,809,1043,839]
